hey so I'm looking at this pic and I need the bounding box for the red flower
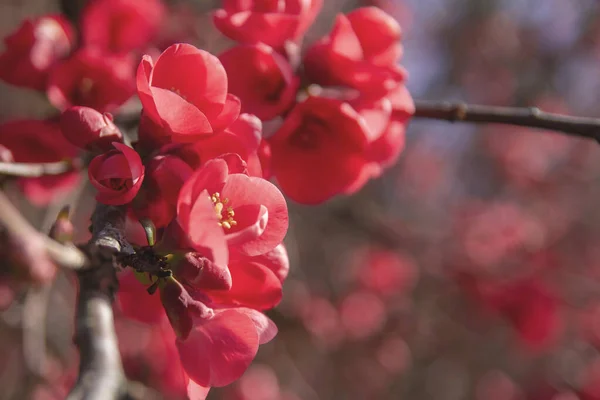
[60,106,123,152]
[117,269,277,394]
[81,0,165,54]
[303,7,405,94]
[0,15,74,91]
[177,158,288,256]
[269,94,372,204]
[131,154,193,228]
[136,43,241,143]
[147,274,277,387]
[213,0,323,49]
[175,307,276,387]
[219,43,300,120]
[0,119,80,205]
[88,142,145,205]
[47,49,135,112]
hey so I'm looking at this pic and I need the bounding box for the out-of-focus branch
[413,100,600,141]
[23,206,78,382]
[67,204,134,400]
[0,159,82,178]
[22,285,53,380]
[0,191,88,269]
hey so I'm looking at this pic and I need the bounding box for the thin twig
[0,159,82,178]
[0,191,88,269]
[67,204,134,400]
[413,100,600,141]
[22,284,53,380]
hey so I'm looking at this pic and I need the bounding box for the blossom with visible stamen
[177,157,288,257]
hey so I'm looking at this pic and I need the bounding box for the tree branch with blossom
[67,204,134,400]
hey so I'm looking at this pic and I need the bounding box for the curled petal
[136,55,161,124]
[223,204,268,248]
[207,94,241,132]
[236,308,278,344]
[112,142,144,180]
[222,174,288,256]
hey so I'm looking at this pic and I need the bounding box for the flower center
[211,192,237,229]
[101,177,131,191]
[289,116,328,150]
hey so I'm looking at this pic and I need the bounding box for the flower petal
[176,309,259,387]
[151,87,213,141]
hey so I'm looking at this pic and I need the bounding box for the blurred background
[3,0,600,399]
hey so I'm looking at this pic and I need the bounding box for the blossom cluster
[0,0,412,398]
[217,3,415,204]
[0,0,165,205]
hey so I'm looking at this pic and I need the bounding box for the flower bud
[49,206,74,243]
[219,43,299,120]
[88,142,145,205]
[131,154,193,228]
[60,106,123,152]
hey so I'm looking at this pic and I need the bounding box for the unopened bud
[60,106,123,152]
[49,206,74,244]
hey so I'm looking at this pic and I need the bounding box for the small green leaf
[139,218,156,247]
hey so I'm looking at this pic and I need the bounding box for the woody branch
[67,204,135,400]
[1,100,599,183]
[412,100,600,141]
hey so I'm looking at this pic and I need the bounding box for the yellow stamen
[210,192,237,229]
